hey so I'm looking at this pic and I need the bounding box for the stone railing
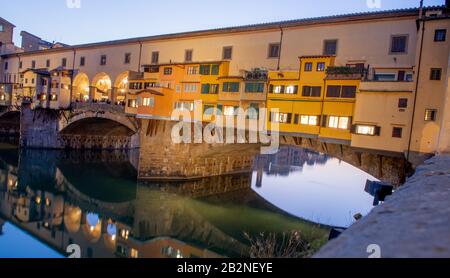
[71,102,126,114]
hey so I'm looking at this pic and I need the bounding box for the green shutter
[201,84,210,94]
[211,65,219,75]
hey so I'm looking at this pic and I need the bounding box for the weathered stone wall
[138,119,260,180]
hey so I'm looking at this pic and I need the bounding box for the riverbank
[314,155,450,258]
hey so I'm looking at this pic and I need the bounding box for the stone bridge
[19,102,140,149]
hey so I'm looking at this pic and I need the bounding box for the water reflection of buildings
[253,146,329,187]
[0,149,327,258]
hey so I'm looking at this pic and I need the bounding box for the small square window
[434,29,446,42]
[304,62,313,72]
[424,109,437,121]
[223,46,233,60]
[430,68,442,80]
[268,43,280,58]
[390,35,408,54]
[398,98,408,108]
[392,127,403,138]
[317,62,325,72]
[323,40,338,55]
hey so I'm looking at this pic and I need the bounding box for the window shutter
[269,84,274,93]
[375,126,381,136]
[321,115,328,127]
[287,113,292,124]
[294,85,299,94]
[280,85,285,94]
[348,117,353,130]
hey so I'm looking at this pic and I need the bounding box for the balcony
[359,81,414,93]
[326,66,366,80]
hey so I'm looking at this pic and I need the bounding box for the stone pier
[314,155,450,258]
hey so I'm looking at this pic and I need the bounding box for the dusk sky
[1,0,445,46]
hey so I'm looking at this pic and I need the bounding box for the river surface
[0,142,377,258]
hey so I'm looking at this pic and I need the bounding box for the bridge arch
[72,72,90,102]
[91,72,112,101]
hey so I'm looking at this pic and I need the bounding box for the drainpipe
[406,1,425,163]
[138,40,143,73]
[70,48,76,109]
[277,26,284,71]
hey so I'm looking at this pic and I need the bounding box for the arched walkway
[114,71,129,103]
[91,72,112,102]
[72,72,90,102]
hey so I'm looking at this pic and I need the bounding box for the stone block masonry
[314,155,450,258]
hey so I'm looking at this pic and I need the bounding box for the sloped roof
[0,17,15,28]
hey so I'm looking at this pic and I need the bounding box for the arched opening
[114,72,129,104]
[91,72,112,102]
[61,118,135,137]
[72,72,90,102]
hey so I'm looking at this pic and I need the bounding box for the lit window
[424,109,437,121]
[328,116,349,129]
[272,112,291,123]
[128,99,137,108]
[183,83,198,93]
[273,85,283,94]
[174,102,194,111]
[356,125,376,135]
[130,248,139,259]
[300,115,318,126]
[142,97,154,107]
[286,85,298,94]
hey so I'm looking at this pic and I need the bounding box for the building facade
[0,6,449,161]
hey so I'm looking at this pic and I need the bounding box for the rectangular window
[185,49,193,62]
[19,61,23,69]
[311,86,321,97]
[183,83,198,93]
[100,55,107,66]
[124,53,131,64]
[328,116,349,129]
[211,65,220,75]
[164,67,172,75]
[271,112,292,123]
[174,101,194,111]
[187,66,198,75]
[200,65,211,75]
[392,127,403,138]
[300,115,318,126]
[430,68,442,80]
[317,62,325,72]
[46,60,50,68]
[326,86,341,98]
[142,97,154,107]
[245,82,265,93]
[210,84,219,94]
[145,66,159,73]
[355,125,380,136]
[80,56,85,66]
[323,39,338,55]
[31,60,36,69]
[390,35,408,54]
[268,43,280,58]
[424,109,437,121]
[294,114,299,124]
[222,82,240,93]
[374,73,396,81]
[62,58,67,67]
[151,51,159,64]
[4,62,8,70]
[398,98,408,108]
[304,62,313,72]
[286,85,298,94]
[434,29,446,42]
[201,84,210,94]
[273,85,285,94]
[223,46,233,60]
[341,86,356,98]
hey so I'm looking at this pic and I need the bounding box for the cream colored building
[0,6,449,161]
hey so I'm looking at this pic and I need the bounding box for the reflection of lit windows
[161,246,183,258]
[300,115,318,126]
[120,229,130,240]
[35,196,41,205]
[45,198,51,207]
[50,94,57,101]
[328,116,349,129]
[130,248,139,258]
